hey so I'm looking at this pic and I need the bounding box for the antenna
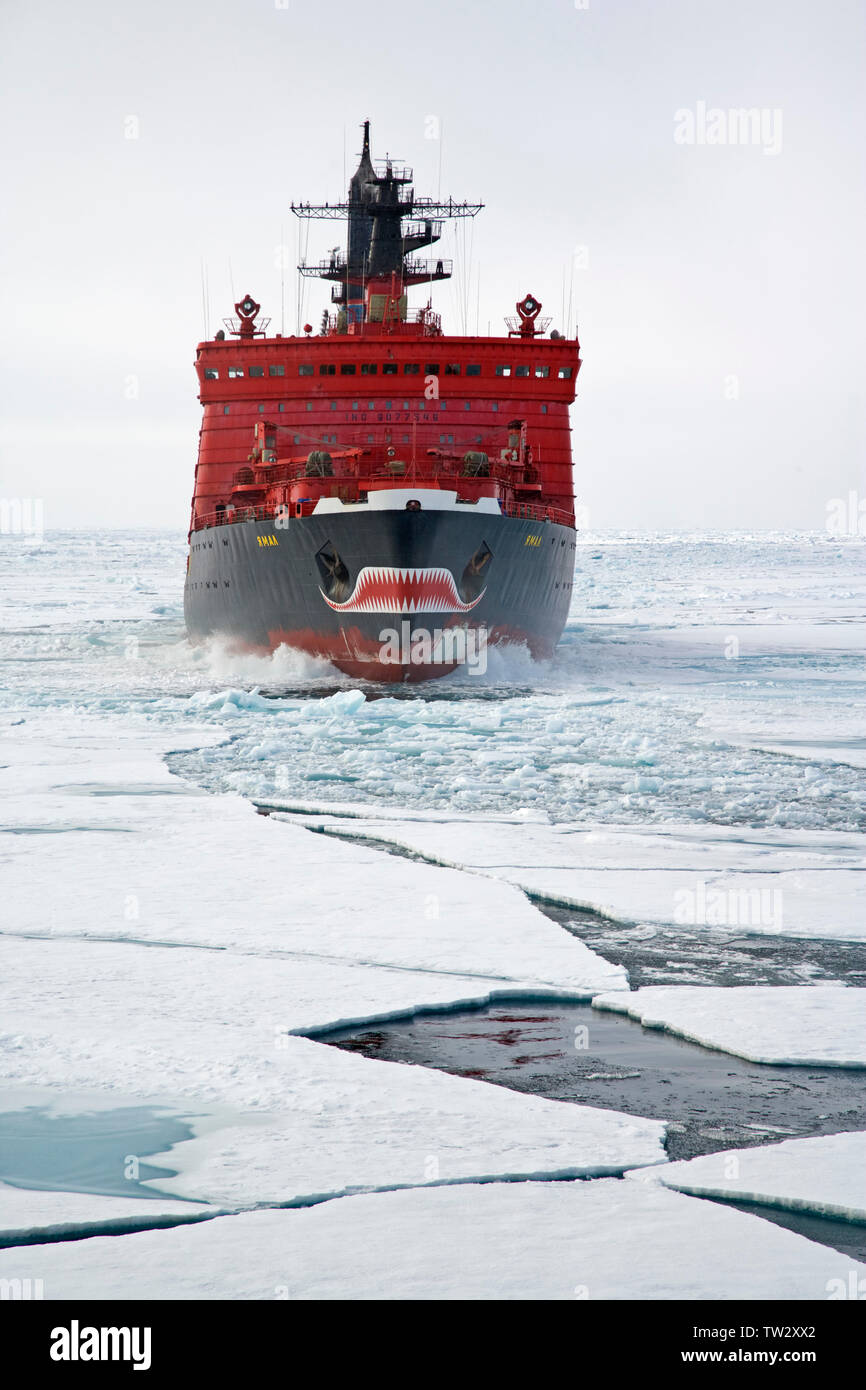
[280,223,286,335]
[560,261,566,332]
[200,259,209,339]
[437,121,443,202]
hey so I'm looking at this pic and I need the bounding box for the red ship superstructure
[185,122,582,680]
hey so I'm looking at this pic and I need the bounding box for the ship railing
[192,506,273,531]
[321,306,442,335]
[299,258,348,277]
[192,498,575,532]
[262,458,527,488]
[410,306,441,330]
[402,258,453,278]
[503,501,575,528]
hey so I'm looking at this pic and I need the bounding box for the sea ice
[1,1179,862,1300]
[1,722,625,992]
[0,929,665,1208]
[591,985,866,1065]
[1,718,666,1218]
[626,1132,866,1224]
[269,812,866,943]
[0,1180,217,1246]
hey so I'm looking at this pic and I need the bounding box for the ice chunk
[626,1132,866,1224]
[592,985,866,1065]
[2,1180,862,1300]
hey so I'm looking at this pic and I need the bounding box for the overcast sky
[1,0,864,531]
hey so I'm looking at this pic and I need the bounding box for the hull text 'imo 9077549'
[184,122,582,680]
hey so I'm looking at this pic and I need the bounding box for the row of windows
[217,402,550,417]
[277,432,487,447]
[205,363,572,382]
[497,365,556,378]
[229,430,484,448]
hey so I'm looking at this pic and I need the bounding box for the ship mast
[292,121,483,330]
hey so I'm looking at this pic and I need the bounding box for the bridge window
[340,363,356,375]
[294,434,301,444]
[515,365,530,378]
[249,365,264,378]
[444,363,461,375]
[278,402,285,411]
[204,368,219,380]
[228,367,244,378]
[403,363,420,375]
[383,363,398,375]
[223,405,230,414]
[299,364,314,376]
[425,363,440,375]
[464,402,471,410]
[319,364,335,375]
[541,404,548,414]
[491,403,499,411]
[361,363,378,375]
[306,403,313,411]
[535,366,550,378]
[258,404,264,412]
[558,367,573,379]
[330,401,337,410]
[466,364,481,376]
[269,365,285,377]
[496,365,511,377]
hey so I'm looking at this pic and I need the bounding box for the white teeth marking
[321,564,485,613]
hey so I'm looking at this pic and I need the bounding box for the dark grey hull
[184,509,575,680]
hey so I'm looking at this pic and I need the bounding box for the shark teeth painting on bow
[320,566,485,613]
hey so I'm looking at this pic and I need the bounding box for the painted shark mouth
[320,565,486,613]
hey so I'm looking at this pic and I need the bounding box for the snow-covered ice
[2,723,625,996]
[627,1132,866,1224]
[0,1181,218,1246]
[2,1180,862,1301]
[2,530,864,1295]
[0,720,665,1213]
[592,986,866,1065]
[270,813,866,943]
[0,935,666,1207]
